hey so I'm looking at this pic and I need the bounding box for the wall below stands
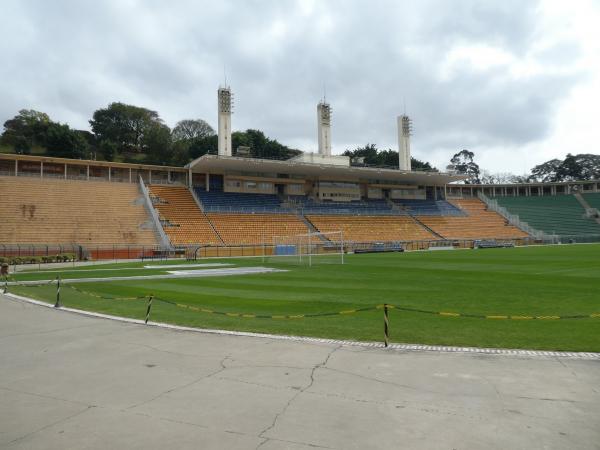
[0,177,158,245]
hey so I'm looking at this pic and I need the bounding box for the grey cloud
[0,0,586,172]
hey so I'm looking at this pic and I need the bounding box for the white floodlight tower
[397,115,412,171]
[317,101,332,156]
[218,86,233,156]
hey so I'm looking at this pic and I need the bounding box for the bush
[0,257,7,265]
[57,253,76,262]
[10,257,22,265]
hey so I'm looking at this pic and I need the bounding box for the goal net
[268,231,344,266]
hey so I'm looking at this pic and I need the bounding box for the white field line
[6,267,287,286]
[533,267,592,276]
[3,292,599,360]
[143,263,232,269]
[12,263,234,276]
[11,267,169,275]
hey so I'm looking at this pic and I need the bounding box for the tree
[189,134,217,160]
[573,154,600,180]
[231,129,301,160]
[13,136,31,155]
[89,102,162,155]
[172,119,215,142]
[171,140,191,166]
[528,154,600,182]
[1,109,51,151]
[45,123,88,159]
[143,122,172,165]
[528,159,562,182]
[185,129,301,162]
[481,171,528,184]
[411,157,435,172]
[555,153,583,181]
[343,144,382,166]
[99,140,117,162]
[343,144,437,171]
[450,149,480,184]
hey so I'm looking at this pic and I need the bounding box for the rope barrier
[384,304,599,321]
[152,296,379,319]
[65,284,147,301]
[6,281,599,349]
[6,282,599,322]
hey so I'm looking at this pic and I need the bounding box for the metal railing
[4,235,598,265]
[0,244,178,261]
[138,176,173,249]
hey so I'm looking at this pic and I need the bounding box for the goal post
[269,231,344,266]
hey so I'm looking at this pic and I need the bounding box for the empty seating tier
[148,185,222,246]
[195,189,286,213]
[0,177,158,245]
[206,214,309,245]
[392,199,464,216]
[291,198,398,215]
[417,198,529,240]
[306,215,438,243]
[582,193,600,211]
[492,195,600,237]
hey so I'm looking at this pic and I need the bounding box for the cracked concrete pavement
[1,296,599,449]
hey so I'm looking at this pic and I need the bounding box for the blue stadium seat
[195,188,287,213]
[288,197,400,215]
[391,199,464,216]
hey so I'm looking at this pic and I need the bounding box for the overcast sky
[1,0,599,174]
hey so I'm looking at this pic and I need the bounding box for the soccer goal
[268,231,344,266]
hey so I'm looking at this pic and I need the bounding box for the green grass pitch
[8,244,600,352]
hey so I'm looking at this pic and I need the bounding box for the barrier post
[145,295,154,324]
[383,304,389,347]
[54,275,61,308]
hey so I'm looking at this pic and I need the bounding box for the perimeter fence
[0,234,595,269]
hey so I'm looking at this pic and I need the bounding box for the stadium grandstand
[3,149,600,259]
[2,88,600,259]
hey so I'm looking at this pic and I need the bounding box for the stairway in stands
[147,185,223,246]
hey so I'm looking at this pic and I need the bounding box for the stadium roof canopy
[187,155,466,185]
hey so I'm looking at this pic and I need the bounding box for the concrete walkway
[1,296,599,449]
